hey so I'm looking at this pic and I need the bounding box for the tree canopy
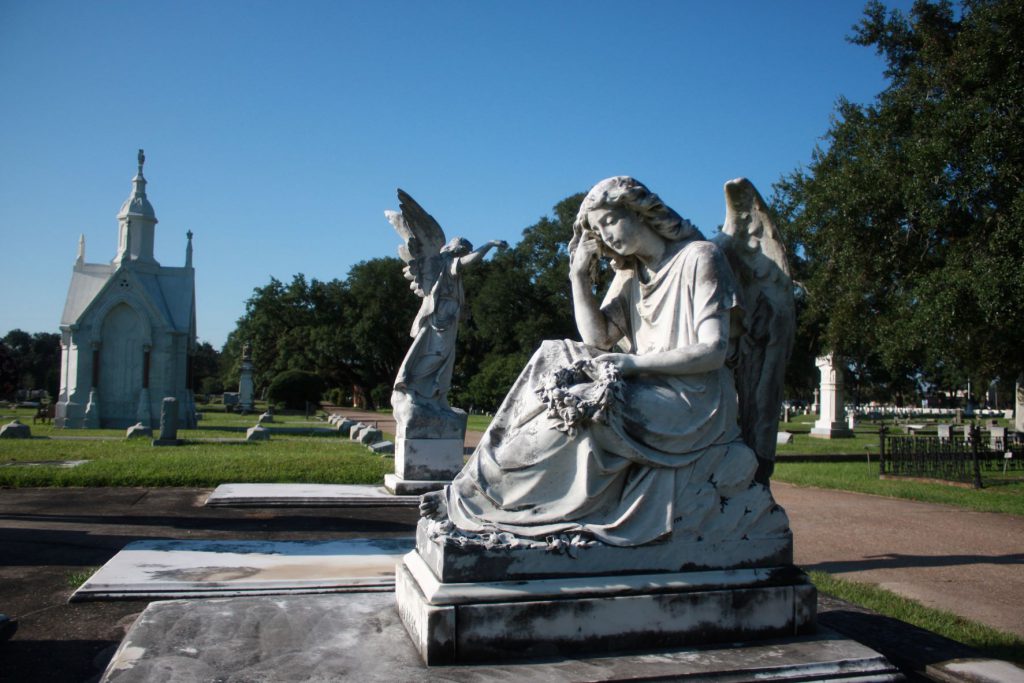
[773,0,1024,403]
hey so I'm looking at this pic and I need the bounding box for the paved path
[775,482,1024,638]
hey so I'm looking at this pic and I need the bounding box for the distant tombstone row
[0,420,31,439]
[326,413,394,455]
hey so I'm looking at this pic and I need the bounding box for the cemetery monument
[54,150,198,429]
[237,342,255,413]
[397,177,815,664]
[384,190,506,494]
[811,354,853,438]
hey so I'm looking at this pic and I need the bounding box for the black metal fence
[879,426,1024,487]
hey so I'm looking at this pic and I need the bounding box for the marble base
[385,474,448,496]
[416,518,794,582]
[204,483,419,507]
[810,422,854,439]
[100,592,901,682]
[397,551,817,665]
[395,437,464,480]
[71,537,413,601]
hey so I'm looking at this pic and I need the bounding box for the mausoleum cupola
[114,149,159,267]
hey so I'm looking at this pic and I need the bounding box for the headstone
[349,423,368,440]
[989,426,1006,450]
[776,431,793,445]
[258,411,274,424]
[246,425,270,442]
[954,408,964,425]
[358,428,383,445]
[370,441,395,455]
[125,422,152,439]
[153,397,181,446]
[810,354,853,438]
[337,418,355,435]
[238,343,255,413]
[0,420,31,439]
[847,410,856,431]
[937,424,953,440]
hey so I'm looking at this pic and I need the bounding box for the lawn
[0,405,392,487]
[811,571,1024,663]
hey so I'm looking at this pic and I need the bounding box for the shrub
[266,370,326,410]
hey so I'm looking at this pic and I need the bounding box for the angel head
[572,176,702,269]
[440,236,473,257]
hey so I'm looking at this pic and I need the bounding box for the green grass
[774,461,1024,515]
[66,567,100,588]
[0,404,392,487]
[811,570,1024,662]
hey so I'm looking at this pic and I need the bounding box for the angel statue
[386,190,507,437]
[420,176,795,550]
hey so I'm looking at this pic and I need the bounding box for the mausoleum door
[100,304,143,425]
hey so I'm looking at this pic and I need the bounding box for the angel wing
[384,189,448,298]
[712,178,795,484]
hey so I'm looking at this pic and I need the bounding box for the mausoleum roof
[61,264,113,326]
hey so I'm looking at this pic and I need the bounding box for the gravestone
[370,441,395,455]
[0,420,31,439]
[989,426,1006,450]
[153,397,181,446]
[776,431,793,445]
[349,423,368,440]
[937,424,953,440]
[238,343,255,413]
[811,388,819,415]
[245,425,270,442]
[810,354,853,438]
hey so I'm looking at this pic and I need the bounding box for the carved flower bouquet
[535,359,624,436]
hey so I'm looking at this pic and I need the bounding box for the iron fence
[879,426,1024,487]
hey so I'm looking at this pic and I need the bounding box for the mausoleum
[55,150,198,429]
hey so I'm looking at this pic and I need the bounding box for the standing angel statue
[421,176,794,551]
[386,190,506,436]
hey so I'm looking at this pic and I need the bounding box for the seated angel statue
[421,176,790,549]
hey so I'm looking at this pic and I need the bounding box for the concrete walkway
[776,482,1024,638]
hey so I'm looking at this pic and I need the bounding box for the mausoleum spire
[115,148,159,266]
[185,230,193,268]
[76,234,85,266]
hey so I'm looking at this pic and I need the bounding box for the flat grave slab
[204,482,420,507]
[71,537,414,601]
[100,592,902,682]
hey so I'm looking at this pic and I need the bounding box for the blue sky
[0,0,913,349]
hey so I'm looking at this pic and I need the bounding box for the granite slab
[71,537,414,601]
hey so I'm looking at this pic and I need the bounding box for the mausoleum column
[91,342,101,389]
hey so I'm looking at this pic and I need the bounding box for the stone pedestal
[153,397,182,446]
[238,359,254,413]
[811,355,853,439]
[387,398,468,495]
[396,550,816,666]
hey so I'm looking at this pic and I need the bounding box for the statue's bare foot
[419,490,448,520]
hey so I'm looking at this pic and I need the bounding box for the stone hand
[419,490,448,520]
[570,235,600,281]
[593,352,638,376]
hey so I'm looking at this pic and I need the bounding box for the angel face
[585,206,651,257]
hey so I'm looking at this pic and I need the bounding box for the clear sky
[0,0,913,349]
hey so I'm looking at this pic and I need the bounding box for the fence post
[878,424,887,477]
[970,424,983,489]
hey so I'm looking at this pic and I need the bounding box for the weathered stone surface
[349,423,368,440]
[257,411,274,424]
[158,397,178,441]
[384,474,449,496]
[73,538,411,602]
[397,553,817,665]
[777,431,794,445]
[100,592,899,682]
[395,437,463,480]
[370,441,395,455]
[358,428,383,445]
[0,420,31,439]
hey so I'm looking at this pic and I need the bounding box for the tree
[2,329,61,397]
[192,341,221,395]
[772,0,1024,403]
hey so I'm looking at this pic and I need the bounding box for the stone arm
[457,240,507,269]
[595,314,729,377]
[569,235,622,349]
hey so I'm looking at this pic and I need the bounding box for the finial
[137,149,145,175]
[185,230,194,268]
[76,234,85,265]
